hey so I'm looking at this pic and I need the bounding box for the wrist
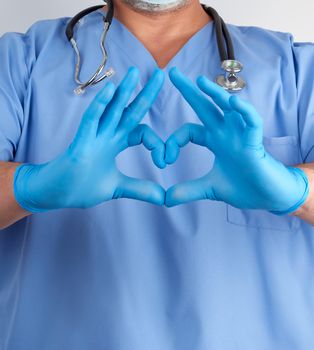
[270,167,310,216]
[289,165,314,219]
[13,163,48,213]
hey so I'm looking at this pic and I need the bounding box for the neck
[103,0,212,42]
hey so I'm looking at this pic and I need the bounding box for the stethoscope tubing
[66,0,245,94]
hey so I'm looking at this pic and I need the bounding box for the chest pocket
[226,135,303,231]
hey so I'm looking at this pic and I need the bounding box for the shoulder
[1,16,69,41]
[227,22,314,66]
[0,17,71,75]
[228,23,296,53]
[0,16,70,55]
[23,17,70,50]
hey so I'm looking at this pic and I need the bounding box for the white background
[0,0,314,41]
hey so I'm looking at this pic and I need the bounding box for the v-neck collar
[94,8,215,75]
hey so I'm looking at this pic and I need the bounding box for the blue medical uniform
[1,8,314,349]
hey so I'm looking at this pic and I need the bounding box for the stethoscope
[66,0,246,95]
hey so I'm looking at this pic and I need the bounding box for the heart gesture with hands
[13,66,309,215]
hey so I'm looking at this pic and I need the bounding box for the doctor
[1,0,314,348]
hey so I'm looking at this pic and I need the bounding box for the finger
[165,123,210,164]
[98,66,140,134]
[168,67,223,128]
[117,174,165,205]
[229,95,263,129]
[128,124,166,169]
[229,95,263,144]
[73,82,116,144]
[165,175,215,207]
[196,75,232,112]
[117,68,165,133]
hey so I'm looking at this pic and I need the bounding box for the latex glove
[165,67,309,215]
[14,67,166,212]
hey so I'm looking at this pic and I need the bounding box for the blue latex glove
[165,67,309,215]
[14,67,166,212]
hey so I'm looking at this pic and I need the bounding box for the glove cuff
[270,167,310,216]
[13,164,48,214]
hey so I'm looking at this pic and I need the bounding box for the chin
[121,0,191,14]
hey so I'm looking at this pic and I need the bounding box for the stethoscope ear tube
[66,0,115,94]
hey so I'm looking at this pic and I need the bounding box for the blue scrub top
[1,8,314,349]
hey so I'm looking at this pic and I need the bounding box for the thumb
[165,174,215,207]
[117,173,165,205]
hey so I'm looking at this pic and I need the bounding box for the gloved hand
[165,67,309,215]
[14,67,166,212]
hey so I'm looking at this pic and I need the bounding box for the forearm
[0,161,31,229]
[290,163,314,225]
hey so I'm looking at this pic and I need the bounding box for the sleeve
[0,31,31,161]
[291,38,314,163]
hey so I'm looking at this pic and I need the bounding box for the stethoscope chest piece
[216,59,246,92]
